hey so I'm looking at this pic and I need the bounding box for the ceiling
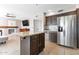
[0,4,76,19]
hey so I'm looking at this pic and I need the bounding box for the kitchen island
[19,32,45,55]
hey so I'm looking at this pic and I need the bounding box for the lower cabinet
[30,33,45,55]
[20,33,45,55]
[39,33,45,53]
[30,35,39,55]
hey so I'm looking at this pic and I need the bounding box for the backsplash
[48,25,58,31]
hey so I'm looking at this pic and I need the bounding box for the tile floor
[0,35,20,55]
[0,34,79,55]
[40,40,79,55]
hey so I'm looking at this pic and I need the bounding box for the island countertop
[18,32,45,37]
[20,31,45,55]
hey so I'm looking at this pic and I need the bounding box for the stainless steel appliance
[57,15,77,48]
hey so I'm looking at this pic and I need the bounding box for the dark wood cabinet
[52,16,57,25]
[30,35,39,55]
[30,33,45,55]
[39,33,45,52]
[20,33,45,55]
[76,9,79,48]
[45,16,57,29]
[46,16,52,25]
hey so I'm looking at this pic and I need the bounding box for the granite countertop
[18,32,44,37]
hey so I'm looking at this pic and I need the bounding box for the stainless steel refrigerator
[57,15,77,48]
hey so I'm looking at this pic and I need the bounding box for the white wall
[20,17,44,32]
[0,19,18,36]
[0,4,76,32]
[76,4,79,8]
[0,4,76,19]
[0,20,8,26]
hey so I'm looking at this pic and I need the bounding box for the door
[64,15,72,47]
[71,15,77,48]
[64,15,77,48]
[57,16,65,45]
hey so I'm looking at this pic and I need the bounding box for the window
[8,28,15,34]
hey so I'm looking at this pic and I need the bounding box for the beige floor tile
[0,35,79,55]
[0,35,20,55]
[40,40,79,55]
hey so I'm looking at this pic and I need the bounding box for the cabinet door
[51,16,57,25]
[39,33,45,52]
[30,35,39,55]
[46,16,57,26]
[77,9,79,48]
[47,17,52,25]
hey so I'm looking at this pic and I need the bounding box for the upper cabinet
[45,16,57,26]
[52,16,57,25]
[46,16,52,26]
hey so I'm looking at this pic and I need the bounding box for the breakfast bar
[19,32,45,55]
